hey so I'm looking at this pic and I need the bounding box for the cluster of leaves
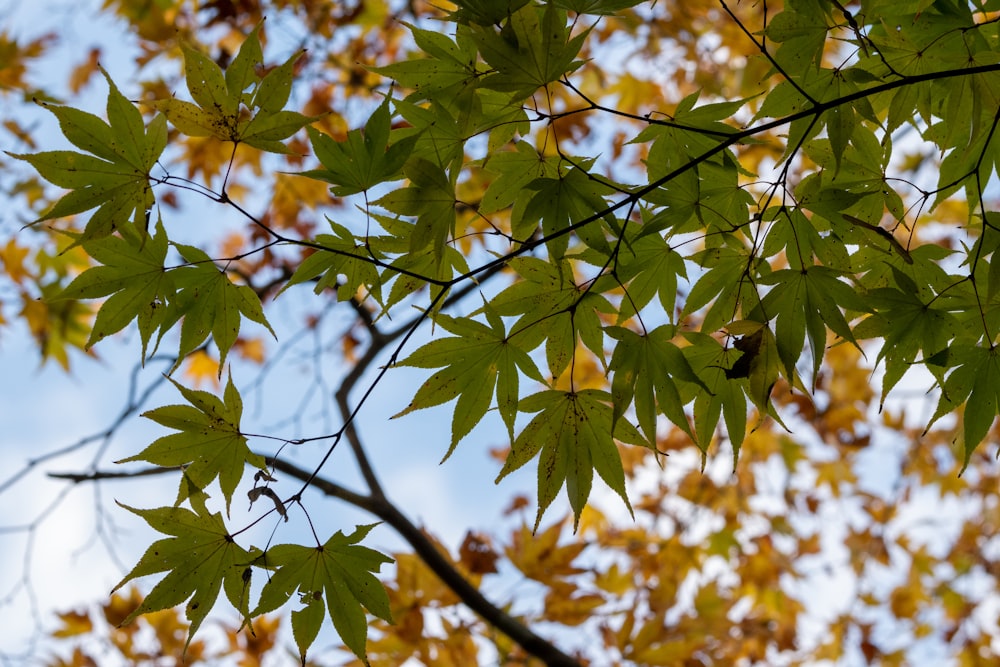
[43,348,1000,666]
[5,0,1000,664]
[43,586,283,666]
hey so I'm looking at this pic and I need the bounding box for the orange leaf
[593,562,632,596]
[226,613,281,666]
[47,647,98,667]
[392,549,461,608]
[814,459,857,496]
[502,493,530,515]
[458,531,499,575]
[234,337,266,364]
[3,119,36,148]
[69,47,101,94]
[102,587,143,627]
[218,231,247,259]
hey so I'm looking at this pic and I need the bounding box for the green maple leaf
[765,0,830,74]
[520,167,615,257]
[552,0,647,15]
[682,331,750,457]
[854,263,959,406]
[392,302,545,452]
[10,68,165,244]
[150,26,317,153]
[478,140,560,215]
[253,525,393,664]
[299,97,416,195]
[112,492,259,648]
[926,344,1000,469]
[279,218,384,304]
[470,3,589,100]
[491,256,615,378]
[681,241,762,332]
[449,0,531,25]
[606,324,706,445]
[756,265,868,386]
[371,23,482,101]
[497,388,648,530]
[614,230,688,323]
[168,243,275,369]
[375,157,456,265]
[732,323,783,417]
[122,374,264,511]
[371,211,471,310]
[391,98,469,171]
[56,217,172,360]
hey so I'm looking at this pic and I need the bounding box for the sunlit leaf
[112,493,258,647]
[122,374,264,511]
[253,525,393,663]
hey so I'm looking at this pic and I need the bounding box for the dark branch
[267,456,584,667]
[48,467,178,483]
[49,458,583,667]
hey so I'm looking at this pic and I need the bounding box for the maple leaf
[253,525,393,664]
[614,230,688,324]
[183,350,221,388]
[681,331,750,455]
[0,238,32,285]
[68,47,101,94]
[298,96,416,196]
[371,22,483,101]
[121,374,264,511]
[112,493,259,648]
[56,218,172,360]
[392,303,545,451]
[9,68,165,244]
[497,388,648,530]
[168,243,276,370]
[855,261,959,406]
[149,24,318,153]
[233,336,266,364]
[926,344,1000,468]
[519,166,617,257]
[606,324,706,445]
[478,140,560,215]
[469,3,589,100]
[279,218,385,304]
[755,265,869,386]
[51,610,92,638]
[375,157,457,266]
[491,256,615,379]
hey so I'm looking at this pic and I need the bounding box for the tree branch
[267,455,584,667]
[48,467,179,483]
[49,459,582,666]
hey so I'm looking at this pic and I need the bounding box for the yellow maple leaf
[51,610,93,638]
[0,239,32,285]
[183,350,220,388]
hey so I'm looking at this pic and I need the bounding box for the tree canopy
[3,0,1000,665]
